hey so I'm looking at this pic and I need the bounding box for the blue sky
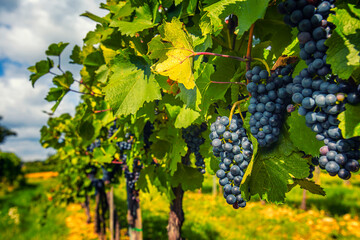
[0,0,107,161]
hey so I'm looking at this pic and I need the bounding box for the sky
[0,0,107,161]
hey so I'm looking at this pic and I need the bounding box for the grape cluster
[86,139,101,153]
[143,121,154,150]
[108,120,117,138]
[182,123,207,174]
[246,65,293,147]
[117,133,134,151]
[124,159,142,189]
[278,0,335,76]
[279,0,360,179]
[209,115,253,208]
[124,159,142,219]
[308,163,315,179]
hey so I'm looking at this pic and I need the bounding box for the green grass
[1,172,360,240]
[0,178,69,240]
[113,172,360,240]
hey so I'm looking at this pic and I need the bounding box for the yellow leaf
[150,19,195,89]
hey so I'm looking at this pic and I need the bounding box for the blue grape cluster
[143,121,154,151]
[182,123,207,174]
[278,0,335,76]
[116,132,134,151]
[86,139,101,153]
[123,159,142,219]
[246,65,293,147]
[209,115,253,209]
[279,0,360,179]
[117,138,133,151]
[108,120,117,138]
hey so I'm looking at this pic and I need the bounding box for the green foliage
[287,178,326,196]
[326,4,360,79]
[287,111,323,156]
[0,116,16,144]
[241,131,309,203]
[338,103,360,139]
[0,152,25,187]
[28,0,360,208]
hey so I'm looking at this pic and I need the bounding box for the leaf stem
[93,108,112,113]
[74,79,100,96]
[58,55,65,74]
[193,52,247,62]
[253,58,271,75]
[229,100,242,124]
[211,81,246,86]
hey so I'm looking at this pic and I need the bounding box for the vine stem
[211,81,246,86]
[229,101,241,123]
[246,23,255,74]
[253,58,271,76]
[93,108,112,113]
[229,98,249,123]
[245,23,255,98]
[74,79,98,96]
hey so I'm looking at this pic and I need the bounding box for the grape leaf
[287,111,323,156]
[204,0,270,37]
[287,178,326,196]
[170,163,204,191]
[28,58,54,86]
[241,130,309,203]
[174,106,200,129]
[110,4,157,36]
[168,135,187,175]
[176,84,197,109]
[45,71,74,112]
[104,54,162,117]
[70,45,82,64]
[254,5,294,58]
[84,51,105,67]
[338,103,360,138]
[45,42,69,56]
[149,18,196,89]
[326,4,360,79]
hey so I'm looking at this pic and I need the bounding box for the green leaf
[170,163,204,191]
[176,84,197,109]
[83,51,105,67]
[28,58,54,86]
[204,0,270,37]
[254,5,294,58]
[110,4,157,37]
[241,130,309,203]
[148,35,172,60]
[287,111,323,156]
[338,103,360,138]
[70,45,82,64]
[95,65,110,84]
[45,42,69,56]
[168,134,187,175]
[174,106,200,128]
[326,4,360,79]
[104,54,161,117]
[78,120,95,140]
[288,178,326,196]
[81,11,108,25]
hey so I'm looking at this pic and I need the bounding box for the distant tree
[0,116,16,144]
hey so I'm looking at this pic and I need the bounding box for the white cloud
[0,0,108,161]
[0,0,107,64]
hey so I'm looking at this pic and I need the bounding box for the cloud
[0,0,20,12]
[0,0,107,161]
